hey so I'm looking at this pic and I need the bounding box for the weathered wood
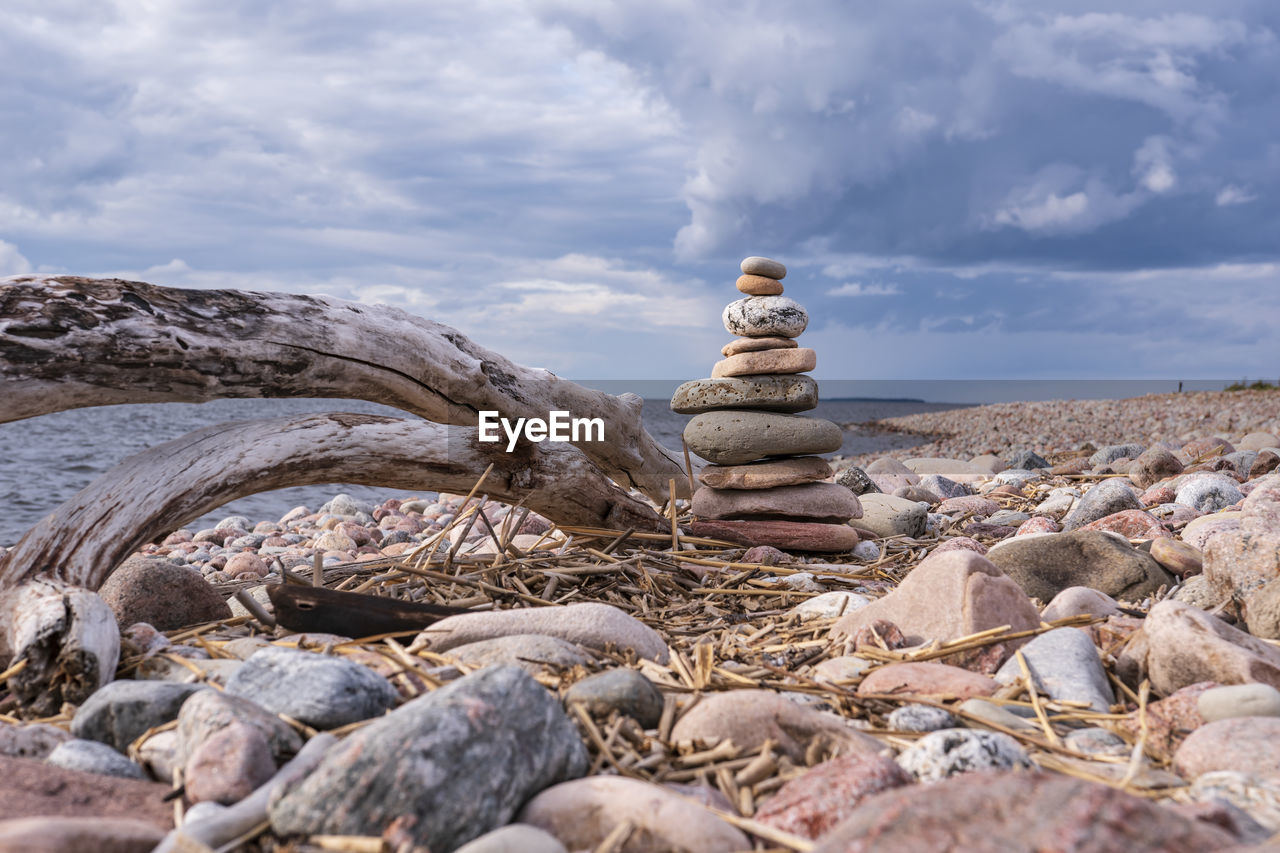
[0,413,666,595]
[0,578,119,716]
[0,275,687,501]
[267,584,470,637]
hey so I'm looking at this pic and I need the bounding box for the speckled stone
[723,296,808,338]
[671,375,818,414]
[888,705,957,732]
[753,753,911,841]
[1062,478,1143,531]
[1177,473,1244,514]
[1174,717,1280,779]
[895,729,1032,781]
[741,256,787,279]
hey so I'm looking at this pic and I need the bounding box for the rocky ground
[2,393,1280,852]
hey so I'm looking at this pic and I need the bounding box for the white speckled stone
[723,296,808,338]
[895,728,1032,781]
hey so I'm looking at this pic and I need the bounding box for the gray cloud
[2,1,1278,381]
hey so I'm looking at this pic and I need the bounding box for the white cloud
[1134,135,1177,193]
[0,240,31,275]
[1216,184,1257,206]
[827,281,901,297]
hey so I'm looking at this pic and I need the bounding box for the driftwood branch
[0,275,686,501]
[0,413,666,593]
[0,414,666,712]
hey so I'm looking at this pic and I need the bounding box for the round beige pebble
[736,274,784,295]
[1197,684,1280,722]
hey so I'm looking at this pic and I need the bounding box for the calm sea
[0,396,963,546]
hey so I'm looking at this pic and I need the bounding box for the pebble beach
[4,258,1280,852]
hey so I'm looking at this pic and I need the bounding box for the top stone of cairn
[741,256,786,280]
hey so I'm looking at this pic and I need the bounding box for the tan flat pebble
[721,335,798,356]
[712,347,816,378]
[736,274,784,295]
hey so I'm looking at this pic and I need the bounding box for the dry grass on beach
[14,459,1209,852]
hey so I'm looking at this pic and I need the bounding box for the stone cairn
[671,256,862,553]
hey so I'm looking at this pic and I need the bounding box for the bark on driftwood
[0,275,686,501]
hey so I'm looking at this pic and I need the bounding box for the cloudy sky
[3,1,1278,383]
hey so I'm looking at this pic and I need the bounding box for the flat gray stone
[413,602,669,663]
[956,698,1039,732]
[71,680,207,751]
[684,410,842,465]
[225,646,397,730]
[670,375,818,414]
[0,722,71,759]
[564,669,664,728]
[1063,727,1127,756]
[1007,450,1050,470]
[446,634,592,673]
[723,296,808,338]
[987,529,1175,603]
[741,256,787,279]
[850,493,928,539]
[918,474,971,500]
[268,665,587,852]
[1062,479,1143,531]
[46,739,147,779]
[994,627,1114,712]
[1089,444,1146,468]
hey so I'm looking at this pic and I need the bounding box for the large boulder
[269,665,587,852]
[1116,601,1280,695]
[98,555,231,630]
[830,551,1040,673]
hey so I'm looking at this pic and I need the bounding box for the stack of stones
[671,256,862,553]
